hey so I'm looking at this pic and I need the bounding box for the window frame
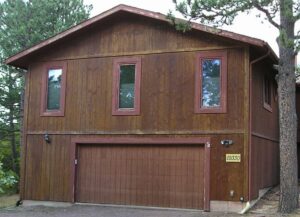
[112,57,141,116]
[194,50,227,114]
[263,75,272,112]
[40,61,67,117]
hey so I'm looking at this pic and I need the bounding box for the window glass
[47,69,62,110]
[119,65,135,108]
[201,59,221,107]
[264,77,271,105]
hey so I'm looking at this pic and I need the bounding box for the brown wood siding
[251,62,279,139]
[250,61,279,200]
[23,134,245,203]
[24,135,72,202]
[22,17,250,204]
[33,15,238,62]
[27,49,246,133]
[250,136,279,199]
[76,144,204,209]
[209,134,246,202]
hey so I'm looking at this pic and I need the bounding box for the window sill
[112,108,140,116]
[194,106,227,114]
[40,110,65,117]
[263,103,272,113]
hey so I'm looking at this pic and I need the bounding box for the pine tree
[0,0,92,185]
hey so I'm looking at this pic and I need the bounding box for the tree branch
[253,3,280,29]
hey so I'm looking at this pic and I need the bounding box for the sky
[83,0,300,64]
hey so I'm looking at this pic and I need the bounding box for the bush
[0,159,18,194]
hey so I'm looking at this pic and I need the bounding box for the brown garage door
[75,144,205,209]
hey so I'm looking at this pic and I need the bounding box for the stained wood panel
[22,14,252,205]
[250,136,279,199]
[24,135,72,202]
[251,62,279,139]
[34,14,237,62]
[27,49,246,133]
[250,61,279,200]
[76,144,205,209]
[209,134,246,201]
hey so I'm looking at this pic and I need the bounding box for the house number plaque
[226,154,241,163]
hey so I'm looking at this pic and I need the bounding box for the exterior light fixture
[44,133,51,144]
[221,139,233,147]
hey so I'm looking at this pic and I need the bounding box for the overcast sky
[84,0,300,64]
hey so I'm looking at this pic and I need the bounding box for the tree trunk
[278,0,299,213]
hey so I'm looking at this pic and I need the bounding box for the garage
[75,143,208,210]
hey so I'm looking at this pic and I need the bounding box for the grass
[0,194,19,208]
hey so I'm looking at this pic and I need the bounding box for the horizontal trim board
[27,129,246,135]
[36,46,244,62]
[251,132,279,142]
[71,136,210,145]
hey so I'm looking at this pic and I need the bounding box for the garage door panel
[76,144,205,209]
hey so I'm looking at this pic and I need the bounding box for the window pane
[201,59,221,107]
[47,69,62,110]
[264,77,271,105]
[119,65,135,108]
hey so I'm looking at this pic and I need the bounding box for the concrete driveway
[0,205,245,217]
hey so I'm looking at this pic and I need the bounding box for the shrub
[0,159,18,194]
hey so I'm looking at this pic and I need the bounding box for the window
[263,75,272,112]
[40,62,67,116]
[195,50,227,113]
[112,57,141,115]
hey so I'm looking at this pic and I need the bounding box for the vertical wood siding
[22,16,251,204]
[27,49,246,133]
[250,137,279,199]
[250,62,279,200]
[76,144,204,209]
[25,135,72,202]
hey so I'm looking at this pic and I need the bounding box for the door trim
[70,136,211,211]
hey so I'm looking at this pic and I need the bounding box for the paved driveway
[0,205,245,217]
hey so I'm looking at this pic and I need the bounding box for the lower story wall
[21,133,247,205]
[250,135,279,200]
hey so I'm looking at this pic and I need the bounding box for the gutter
[247,47,271,213]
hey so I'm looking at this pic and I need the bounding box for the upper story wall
[32,13,240,62]
[251,61,279,139]
[25,14,249,133]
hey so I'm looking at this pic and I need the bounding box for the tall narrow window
[41,62,67,116]
[263,76,272,112]
[112,57,141,115]
[47,69,62,110]
[195,51,227,113]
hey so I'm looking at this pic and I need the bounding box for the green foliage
[0,156,18,194]
[0,0,92,186]
[169,0,299,53]
[0,0,92,57]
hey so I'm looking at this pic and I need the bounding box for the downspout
[240,47,271,214]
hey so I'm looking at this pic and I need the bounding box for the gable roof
[5,4,278,69]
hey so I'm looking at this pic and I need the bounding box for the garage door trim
[70,136,211,211]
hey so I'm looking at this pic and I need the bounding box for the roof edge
[5,4,278,66]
